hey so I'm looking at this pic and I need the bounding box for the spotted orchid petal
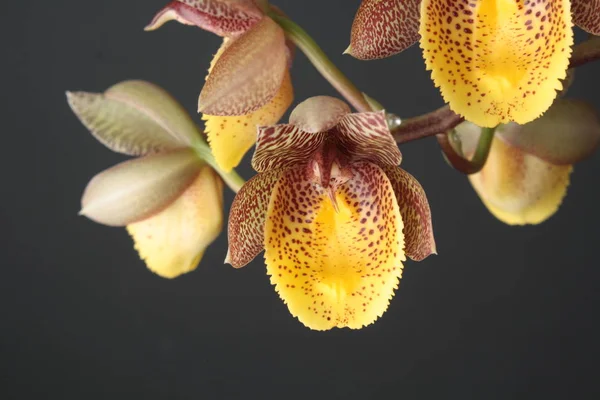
[198,17,289,116]
[80,149,202,227]
[203,71,294,171]
[289,96,351,134]
[348,0,421,60]
[420,0,573,127]
[336,111,402,166]
[252,125,326,172]
[127,165,224,278]
[381,166,436,261]
[145,0,262,37]
[469,136,572,225]
[251,96,348,173]
[227,168,285,268]
[264,163,405,330]
[67,81,200,156]
[497,99,600,165]
[572,0,600,34]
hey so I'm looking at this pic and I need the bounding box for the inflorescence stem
[269,12,372,113]
[437,127,496,175]
[194,141,245,193]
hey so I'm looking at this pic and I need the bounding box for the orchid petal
[496,99,600,165]
[348,0,421,60]
[198,17,288,116]
[203,71,294,171]
[336,111,402,166]
[127,166,224,278]
[382,166,436,261]
[80,149,202,226]
[67,81,199,156]
[420,0,573,127]
[289,96,351,134]
[572,0,600,34]
[264,163,405,330]
[145,0,262,37]
[226,168,285,268]
[469,137,572,225]
[252,125,326,172]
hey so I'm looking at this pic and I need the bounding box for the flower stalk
[194,141,245,193]
[437,127,496,175]
[268,12,372,113]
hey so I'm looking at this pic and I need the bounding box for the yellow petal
[420,0,573,127]
[264,163,405,330]
[203,71,293,171]
[127,166,224,278]
[469,136,572,225]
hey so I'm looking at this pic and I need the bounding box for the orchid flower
[67,80,225,278]
[146,0,294,171]
[455,99,600,224]
[226,96,436,330]
[348,0,600,127]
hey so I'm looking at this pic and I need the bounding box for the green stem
[471,127,496,166]
[194,142,245,193]
[437,127,496,175]
[269,12,372,113]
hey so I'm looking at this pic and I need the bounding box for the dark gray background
[3,0,600,398]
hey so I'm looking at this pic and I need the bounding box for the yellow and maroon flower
[227,96,436,330]
[68,80,224,278]
[348,0,600,127]
[456,99,600,225]
[146,0,294,171]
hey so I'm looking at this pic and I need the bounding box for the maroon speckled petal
[263,162,406,330]
[572,0,600,34]
[198,17,288,116]
[289,96,351,134]
[382,166,436,261]
[348,0,420,60]
[145,0,262,37]
[335,111,402,166]
[226,168,285,268]
[252,124,326,172]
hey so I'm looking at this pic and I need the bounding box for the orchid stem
[437,127,496,175]
[269,12,372,113]
[393,105,464,144]
[194,142,245,193]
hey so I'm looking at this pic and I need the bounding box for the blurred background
[3,0,600,398]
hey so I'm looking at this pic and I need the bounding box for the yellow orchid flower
[146,0,294,172]
[348,0,600,126]
[456,99,600,225]
[226,96,436,330]
[67,80,224,278]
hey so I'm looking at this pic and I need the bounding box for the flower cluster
[67,0,600,330]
